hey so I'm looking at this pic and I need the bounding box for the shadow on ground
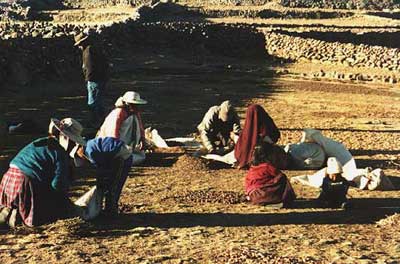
[73,203,400,237]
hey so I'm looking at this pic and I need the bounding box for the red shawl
[234,104,280,169]
[244,162,295,206]
[244,162,284,195]
[131,108,145,140]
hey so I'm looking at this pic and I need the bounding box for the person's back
[82,45,109,83]
[10,137,70,192]
[234,104,280,169]
[0,118,86,227]
[97,107,136,146]
[85,137,129,168]
[245,141,295,207]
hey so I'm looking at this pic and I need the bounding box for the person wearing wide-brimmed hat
[74,32,109,128]
[97,91,148,166]
[0,118,86,228]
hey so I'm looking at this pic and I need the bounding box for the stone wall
[194,7,354,19]
[0,19,266,88]
[264,30,399,83]
[280,0,400,10]
[284,30,400,49]
[62,0,147,8]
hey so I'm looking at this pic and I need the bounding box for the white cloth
[291,168,327,188]
[292,167,395,191]
[145,127,169,148]
[97,108,141,149]
[302,129,357,180]
[201,150,237,165]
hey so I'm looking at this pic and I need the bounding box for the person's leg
[105,156,133,215]
[0,206,11,228]
[87,81,105,127]
[96,167,113,211]
[131,150,146,166]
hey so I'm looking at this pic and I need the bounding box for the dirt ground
[1,53,400,263]
[1,5,400,264]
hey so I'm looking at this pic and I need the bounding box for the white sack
[145,127,169,148]
[302,129,358,180]
[74,186,103,221]
[285,142,326,169]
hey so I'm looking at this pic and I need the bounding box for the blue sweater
[10,137,70,192]
[85,137,125,168]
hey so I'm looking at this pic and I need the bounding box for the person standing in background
[74,32,109,128]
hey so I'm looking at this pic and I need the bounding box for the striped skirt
[0,167,34,226]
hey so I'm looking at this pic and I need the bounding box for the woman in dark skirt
[0,118,86,228]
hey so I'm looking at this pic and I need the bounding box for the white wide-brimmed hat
[121,91,147,105]
[50,118,86,146]
[326,157,343,174]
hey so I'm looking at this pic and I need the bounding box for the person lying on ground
[197,100,241,155]
[73,137,133,216]
[0,118,86,228]
[234,104,280,169]
[97,91,148,166]
[244,140,296,207]
[317,157,355,209]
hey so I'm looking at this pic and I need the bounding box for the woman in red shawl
[245,141,296,207]
[234,104,280,169]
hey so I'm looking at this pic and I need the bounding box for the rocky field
[0,1,400,263]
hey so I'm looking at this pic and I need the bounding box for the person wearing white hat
[74,32,109,128]
[97,91,148,166]
[0,118,86,228]
[317,157,354,209]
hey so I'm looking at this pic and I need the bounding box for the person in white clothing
[97,91,148,165]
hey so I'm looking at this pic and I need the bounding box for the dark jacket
[82,45,109,82]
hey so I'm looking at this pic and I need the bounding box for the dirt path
[1,56,399,263]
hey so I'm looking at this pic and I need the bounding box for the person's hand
[139,137,150,151]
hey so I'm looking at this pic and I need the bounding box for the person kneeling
[317,157,353,209]
[245,141,296,207]
[0,118,86,228]
[197,100,241,155]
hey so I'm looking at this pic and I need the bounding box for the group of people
[1,87,359,228]
[0,89,149,228]
[197,101,355,209]
[0,33,368,229]
[0,33,153,228]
